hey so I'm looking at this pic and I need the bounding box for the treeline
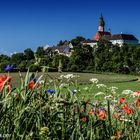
[0,36,140,74]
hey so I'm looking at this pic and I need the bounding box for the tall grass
[0,72,140,139]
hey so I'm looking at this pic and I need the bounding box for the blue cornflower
[72,89,77,95]
[4,64,14,71]
[47,89,55,94]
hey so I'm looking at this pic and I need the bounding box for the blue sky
[0,0,140,55]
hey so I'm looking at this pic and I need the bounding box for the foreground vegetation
[0,71,140,139]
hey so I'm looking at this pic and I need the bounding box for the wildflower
[40,127,49,135]
[104,95,113,100]
[88,111,94,115]
[47,89,55,94]
[0,74,12,91]
[28,80,35,90]
[89,78,98,84]
[49,80,53,83]
[109,86,118,91]
[123,104,134,114]
[132,90,140,97]
[4,64,14,71]
[80,116,88,122]
[98,110,106,120]
[59,83,68,88]
[112,112,122,119]
[59,74,64,79]
[119,97,125,104]
[96,84,107,88]
[64,74,75,79]
[135,98,140,107]
[39,80,45,84]
[120,118,132,122]
[95,92,105,97]
[83,87,88,91]
[72,89,77,95]
[122,90,133,95]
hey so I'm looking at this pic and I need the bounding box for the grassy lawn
[1,72,140,98]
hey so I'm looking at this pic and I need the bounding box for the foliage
[1,37,140,74]
[24,48,34,60]
[35,46,45,58]
[71,36,86,46]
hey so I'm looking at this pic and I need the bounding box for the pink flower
[132,91,140,97]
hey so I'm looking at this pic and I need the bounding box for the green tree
[11,53,25,65]
[35,47,45,58]
[24,48,34,60]
[68,44,94,71]
[71,36,86,46]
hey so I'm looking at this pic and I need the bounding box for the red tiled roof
[92,31,111,41]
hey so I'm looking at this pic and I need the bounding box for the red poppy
[98,110,106,120]
[119,98,125,104]
[0,74,12,91]
[136,98,140,107]
[28,81,35,90]
[123,104,133,114]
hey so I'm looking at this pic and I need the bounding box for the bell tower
[98,14,105,32]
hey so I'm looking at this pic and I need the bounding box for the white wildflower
[109,86,118,93]
[39,80,45,84]
[89,78,98,84]
[60,74,79,79]
[122,90,133,95]
[109,86,118,91]
[49,80,53,83]
[59,83,69,88]
[96,84,107,88]
[94,92,105,97]
[65,74,74,79]
[104,95,113,100]
[59,75,64,79]
[120,118,132,122]
[83,87,89,91]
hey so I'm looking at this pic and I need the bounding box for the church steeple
[98,14,105,32]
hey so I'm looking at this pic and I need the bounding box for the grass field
[1,72,140,97]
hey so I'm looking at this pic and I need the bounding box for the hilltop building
[84,15,139,47]
[46,43,73,57]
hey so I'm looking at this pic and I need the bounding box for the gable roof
[47,45,70,53]
[92,31,111,41]
[110,34,138,41]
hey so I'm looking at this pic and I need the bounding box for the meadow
[4,72,140,95]
[2,71,139,87]
[0,71,140,139]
